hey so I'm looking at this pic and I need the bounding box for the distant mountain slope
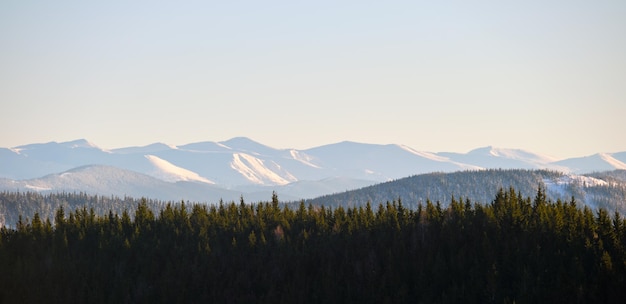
[110,142,178,154]
[302,141,479,180]
[305,169,626,214]
[554,153,626,173]
[0,165,253,203]
[0,165,372,204]
[437,146,565,170]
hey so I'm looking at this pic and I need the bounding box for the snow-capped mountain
[1,138,624,201]
[301,141,481,181]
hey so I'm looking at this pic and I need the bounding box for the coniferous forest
[1,189,625,303]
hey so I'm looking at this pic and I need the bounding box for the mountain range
[1,138,625,203]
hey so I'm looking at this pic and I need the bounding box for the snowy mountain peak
[221,136,266,146]
[465,146,499,157]
[112,143,178,154]
[220,137,278,155]
[468,146,558,164]
[16,139,100,151]
[305,141,384,155]
[60,139,100,149]
[178,141,231,152]
[468,146,514,157]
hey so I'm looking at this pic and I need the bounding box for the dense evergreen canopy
[306,169,626,214]
[1,189,625,303]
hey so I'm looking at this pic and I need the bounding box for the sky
[1,1,625,159]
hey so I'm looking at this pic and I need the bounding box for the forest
[1,188,625,303]
[306,169,626,213]
[0,191,167,229]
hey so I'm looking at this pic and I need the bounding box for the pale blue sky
[1,1,625,158]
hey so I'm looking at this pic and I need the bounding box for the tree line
[0,189,625,303]
[0,191,168,228]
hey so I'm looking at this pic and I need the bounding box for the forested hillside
[306,169,626,214]
[588,170,626,183]
[1,189,625,303]
[0,192,168,229]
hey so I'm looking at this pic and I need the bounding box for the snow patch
[398,145,449,162]
[544,174,609,189]
[64,139,100,149]
[400,145,483,170]
[230,153,292,185]
[543,174,609,209]
[216,142,232,150]
[289,150,320,168]
[145,155,213,184]
[490,147,558,163]
[599,153,626,170]
[25,185,51,191]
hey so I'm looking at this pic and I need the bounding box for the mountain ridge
[1,138,625,201]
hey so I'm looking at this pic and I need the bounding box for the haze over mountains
[1,137,625,202]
